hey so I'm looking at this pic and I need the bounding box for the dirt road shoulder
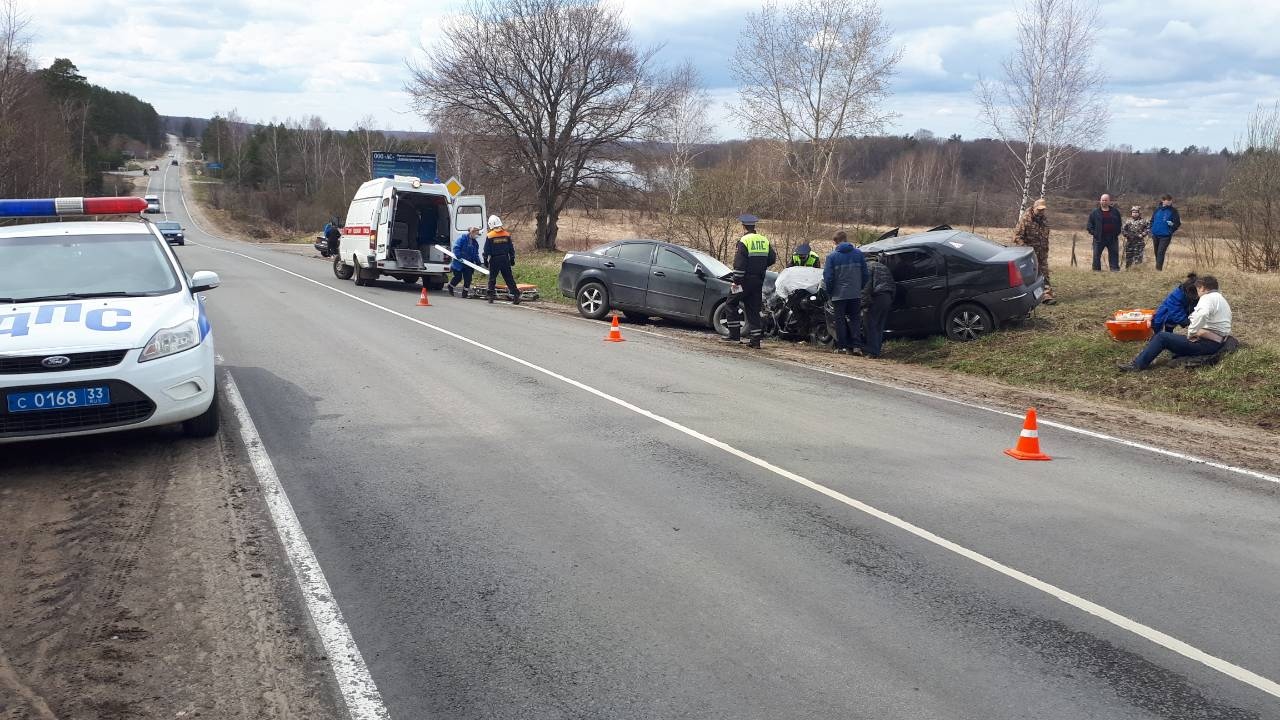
[0,404,342,719]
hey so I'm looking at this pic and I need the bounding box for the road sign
[206,162,224,171]
[443,177,464,198]
[371,152,437,182]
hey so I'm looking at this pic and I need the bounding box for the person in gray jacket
[861,254,896,358]
[822,231,869,354]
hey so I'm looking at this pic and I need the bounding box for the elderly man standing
[1086,194,1123,272]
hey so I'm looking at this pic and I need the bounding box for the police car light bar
[0,196,148,218]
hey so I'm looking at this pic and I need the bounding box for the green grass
[513,251,571,305]
[883,265,1280,427]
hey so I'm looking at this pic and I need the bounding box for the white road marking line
[222,375,391,720]
[783,361,1280,486]
[190,235,1280,702]
[530,306,1280,487]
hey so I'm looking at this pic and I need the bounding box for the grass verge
[883,263,1280,429]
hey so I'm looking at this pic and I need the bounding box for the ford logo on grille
[41,355,72,369]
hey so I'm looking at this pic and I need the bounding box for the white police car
[0,197,220,443]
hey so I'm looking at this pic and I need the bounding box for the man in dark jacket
[483,215,520,305]
[861,254,896,358]
[1086,194,1123,272]
[789,243,820,268]
[1150,194,1182,271]
[727,214,776,348]
[323,216,341,255]
[823,231,869,355]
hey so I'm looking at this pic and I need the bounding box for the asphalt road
[154,154,1280,719]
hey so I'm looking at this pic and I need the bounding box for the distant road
[156,151,1280,719]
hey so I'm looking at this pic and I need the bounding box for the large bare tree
[408,0,683,250]
[732,0,899,230]
[977,0,1108,216]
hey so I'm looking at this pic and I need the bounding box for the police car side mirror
[190,270,220,293]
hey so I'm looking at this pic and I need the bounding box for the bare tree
[353,115,380,177]
[978,0,1107,216]
[1225,103,1280,272]
[652,64,713,236]
[732,0,899,231]
[408,0,684,250]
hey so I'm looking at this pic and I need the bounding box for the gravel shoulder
[0,410,342,719]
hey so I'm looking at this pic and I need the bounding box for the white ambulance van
[332,175,486,290]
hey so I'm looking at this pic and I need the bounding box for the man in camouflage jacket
[1013,198,1055,303]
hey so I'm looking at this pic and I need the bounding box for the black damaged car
[859,228,1044,341]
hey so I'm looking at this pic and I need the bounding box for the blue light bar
[0,199,57,217]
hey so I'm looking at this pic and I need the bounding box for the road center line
[185,222,1280,700]
[223,374,391,720]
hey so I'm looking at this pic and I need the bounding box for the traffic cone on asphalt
[1004,408,1051,461]
[417,287,431,307]
[604,315,625,343]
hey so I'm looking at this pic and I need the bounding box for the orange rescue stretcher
[1106,308,1155,342]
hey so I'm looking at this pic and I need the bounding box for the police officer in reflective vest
[725,214,776,348]
[789,242,820,268]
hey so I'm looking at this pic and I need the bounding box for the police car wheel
[333,255,354,280]
[182,388,221,438]
[576,282,610,320]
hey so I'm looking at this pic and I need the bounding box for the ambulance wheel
[183,388,220,438]
[333,255,354,280]
[401,276,420,285]
[425,276,446,292]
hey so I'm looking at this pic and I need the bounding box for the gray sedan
[558,240,744,335]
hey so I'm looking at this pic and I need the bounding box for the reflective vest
[742,233,771,256]
[791,253,818,267]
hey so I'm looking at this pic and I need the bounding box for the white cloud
[14,0,1280,151]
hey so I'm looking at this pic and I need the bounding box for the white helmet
[487,214,503,230]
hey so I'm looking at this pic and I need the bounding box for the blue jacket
[451,232,480,271]
[1152,285,1194,331]
[1151,205,1181,238]
[823,242,869,301]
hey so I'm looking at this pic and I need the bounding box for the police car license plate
[7,386,110,413]
[1034,287,1044,300]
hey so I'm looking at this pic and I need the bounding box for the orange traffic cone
[1004,408,1051,461]
[604,315,625,343]
[417,287,431,307]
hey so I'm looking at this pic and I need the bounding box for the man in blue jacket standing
[1150,194,1182,271]
[823,231,870,355]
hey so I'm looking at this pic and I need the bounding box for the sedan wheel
[576,282,610,320]
[944,303,993,342]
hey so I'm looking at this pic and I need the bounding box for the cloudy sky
[20,0,1280,150]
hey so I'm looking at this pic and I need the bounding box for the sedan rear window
[0,233,180,300]
[617,243,655,264]
[944,234,1008,260]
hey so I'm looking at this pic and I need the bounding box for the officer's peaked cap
[738,214,759,225]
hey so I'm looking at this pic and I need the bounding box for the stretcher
[436,245,541,300]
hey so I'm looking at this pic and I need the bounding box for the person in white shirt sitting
[1119,275,1232,371]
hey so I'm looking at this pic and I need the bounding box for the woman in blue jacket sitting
[1151,272,1199,333]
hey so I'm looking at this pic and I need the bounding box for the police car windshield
[0,233,180,302]
[688,249,733,278]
